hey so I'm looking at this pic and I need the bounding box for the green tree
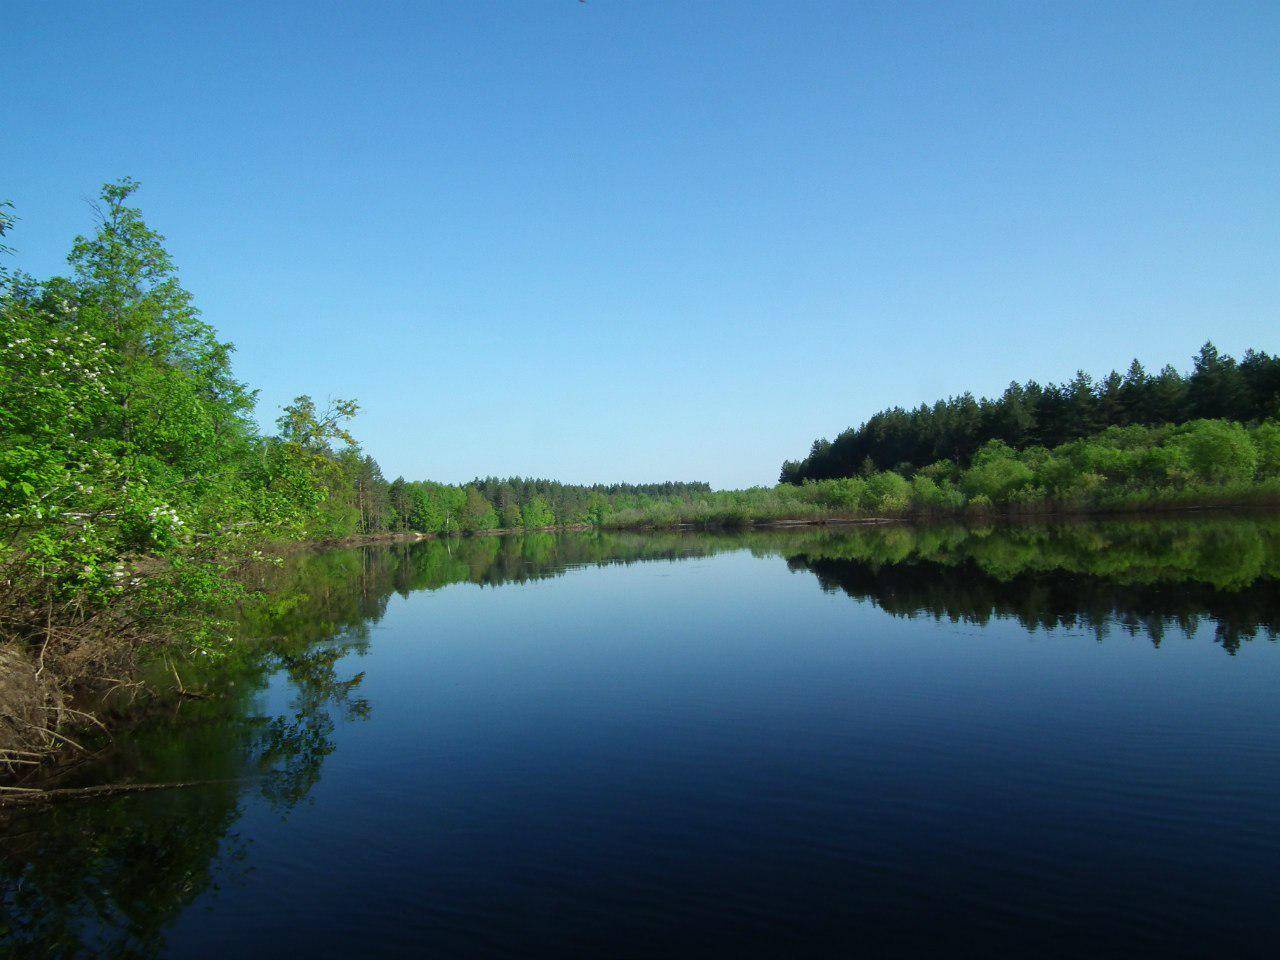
[1174,420,1258,484]
[521,496,555,528]
[0,182,374,717]
[388,477,411,529]
[460,487,497,533]
[1187,342,1249,421]
[496,485,522,528]
[1252,422,1280,479]
[961,441,1034,502]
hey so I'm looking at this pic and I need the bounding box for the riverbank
[7,501,1280,791]
[233,498,1280,560]
[8,515,1280,955]
[596,484,1280,532]
[296,517,895,549]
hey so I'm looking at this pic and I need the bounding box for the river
[3,518,1279,957]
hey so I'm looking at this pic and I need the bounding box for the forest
[780,343,1280,483]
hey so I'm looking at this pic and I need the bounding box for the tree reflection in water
[2,516,1278,956]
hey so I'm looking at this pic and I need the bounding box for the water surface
[4,519,1280,958]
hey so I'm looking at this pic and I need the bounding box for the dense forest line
[333,413,1280,537]
[358,474,712,536]
[607,416,1280,528]
[780,343,1280,483]
[361,348,1280,535]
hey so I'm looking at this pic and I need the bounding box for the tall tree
[1187,342,1248,421]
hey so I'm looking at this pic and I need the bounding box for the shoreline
[7,503,1278,791]
[294,501,1280,551]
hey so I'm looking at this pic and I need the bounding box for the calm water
[4,519,1280,958]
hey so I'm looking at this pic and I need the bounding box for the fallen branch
[0,777,248,806]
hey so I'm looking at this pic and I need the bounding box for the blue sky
[4,1,1277,488]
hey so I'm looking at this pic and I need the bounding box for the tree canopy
[780,344,1280,483]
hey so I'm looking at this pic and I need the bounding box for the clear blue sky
[4,1,1277,488]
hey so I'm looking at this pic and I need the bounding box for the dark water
[4,518,1280,958]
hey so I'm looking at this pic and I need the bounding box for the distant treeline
[592,417,1280,529]
[343,472,714,537]
[781,344,1280,483]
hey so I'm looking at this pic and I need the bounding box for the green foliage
[521,496,556,528]
[1172,419,1258,484]
[379,477,715,535]
[0,183,378,682]
[460,488,498,532]
[961,441,1035,501]
[911,474,964,511]
[1254,422,1280,479]
[595,418,1280,528]
[810,477,867,510]
[496,486,522,529]
[866,470,913,512]
[782,342,1280,483]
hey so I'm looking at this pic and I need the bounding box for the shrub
[911,475,963,511]
[1252,422,1280,479]
[866,471,912,512]
[1173,420,1258,484]
[961,447,1034,502]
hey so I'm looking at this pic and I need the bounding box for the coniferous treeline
[781,345,1280,483]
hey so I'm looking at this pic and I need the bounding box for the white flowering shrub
[0,181,355,695]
